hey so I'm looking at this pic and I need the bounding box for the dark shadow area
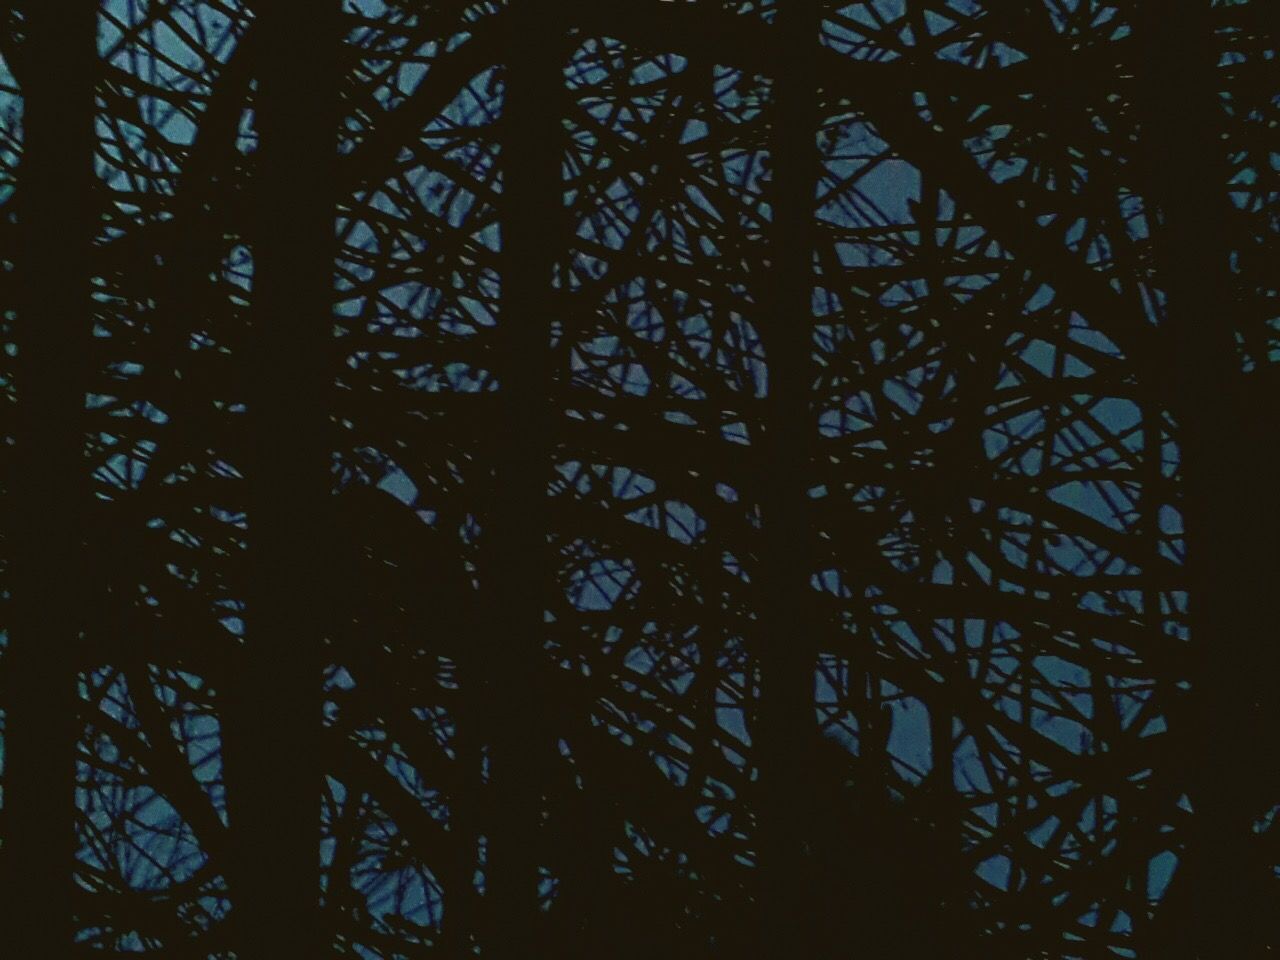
[0,1,1276,957]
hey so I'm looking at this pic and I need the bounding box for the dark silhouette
[0,1,1276,957]
[2,2,95,956]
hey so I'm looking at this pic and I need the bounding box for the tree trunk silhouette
[0,2,94,952]
[224,1,338,954]
[755,0,824,952]
[1140,3,1277,956]
[481,2,566,953]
